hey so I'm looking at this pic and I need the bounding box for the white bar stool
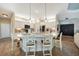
[26,35,36,56]
[55,32,63,51]
[42,35,53,56]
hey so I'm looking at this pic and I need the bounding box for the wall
[60,18,79,33]
[57,10,79,34]
[15,20,35,29]
[15,19,58,34]
[15,21,27,28]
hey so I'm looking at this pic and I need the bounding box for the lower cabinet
[0,23,11,38]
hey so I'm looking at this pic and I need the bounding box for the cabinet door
[1,23,10,38]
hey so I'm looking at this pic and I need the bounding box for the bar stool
[55,32,62,51]
[42,35,53,56]
[26,36,36,56]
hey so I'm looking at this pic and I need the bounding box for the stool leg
[26,47,27,56]
[34,46,35,56]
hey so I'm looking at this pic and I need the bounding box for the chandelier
[45,3,47,20]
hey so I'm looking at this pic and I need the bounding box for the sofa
[74,32,79,48]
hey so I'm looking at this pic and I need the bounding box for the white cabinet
[74,33,79,48]
[0,23,11,38]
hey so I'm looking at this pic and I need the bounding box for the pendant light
[29,3,31,23]
[45,3,47,20]
[29,3,31,20]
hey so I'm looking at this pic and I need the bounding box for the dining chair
[55,32,63,51]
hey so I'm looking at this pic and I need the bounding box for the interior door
[1,23,10,38]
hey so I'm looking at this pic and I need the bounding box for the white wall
[60,18,79,33]
[57,10,79,33]
[15,19,58,33]
[57,10,79,20]
[15,20,35,29]
[15,21,27,28]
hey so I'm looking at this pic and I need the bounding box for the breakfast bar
[20,33,55,52]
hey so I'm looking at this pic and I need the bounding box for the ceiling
[68,3,79,10]
[0,3,68,20]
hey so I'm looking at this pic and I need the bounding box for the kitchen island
[20,33,55,52]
